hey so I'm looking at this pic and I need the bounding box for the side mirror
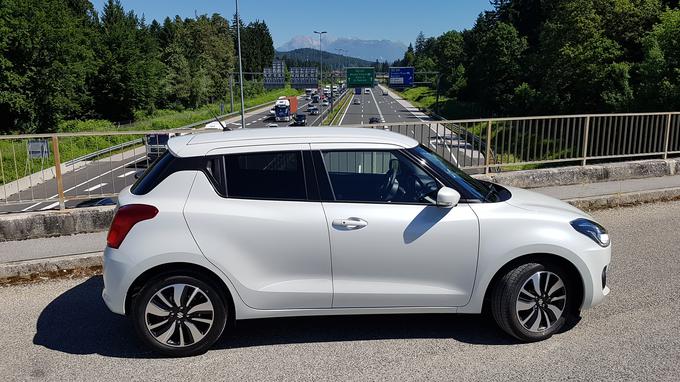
[436,187,460,208]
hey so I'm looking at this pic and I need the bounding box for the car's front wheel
[491,262,574,342]
[131,274,228,357]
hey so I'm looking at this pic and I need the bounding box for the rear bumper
[101,246,132,315]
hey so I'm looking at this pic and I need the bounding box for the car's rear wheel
[491,262,573,342]
[132,274,227,357]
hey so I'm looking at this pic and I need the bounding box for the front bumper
[579,243,611,310]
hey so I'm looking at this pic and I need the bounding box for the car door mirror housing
[436,187,460,208]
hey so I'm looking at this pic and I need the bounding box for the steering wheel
[379,160,400,201]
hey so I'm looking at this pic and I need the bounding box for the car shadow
[34,276,522,359]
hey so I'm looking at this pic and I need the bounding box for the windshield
[409,145,496,201]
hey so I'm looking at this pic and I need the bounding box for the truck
[274,96,298,122]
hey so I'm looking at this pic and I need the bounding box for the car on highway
[292,114,307,126]
[103,127,611,356]
[353,98,361,105]
[308,106,320,115]
[383,91,388,96]
[369,117,382,124]
[322,100,329,107]
[364,88,371,94]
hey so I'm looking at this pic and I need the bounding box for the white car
[103,128,611,356]
[322,100,329,106]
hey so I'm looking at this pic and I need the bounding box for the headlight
[570,218,610,247]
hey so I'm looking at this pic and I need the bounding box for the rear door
[184,146,332,310]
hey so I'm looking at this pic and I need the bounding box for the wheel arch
[480,253,585,316]
[125,262,235,323]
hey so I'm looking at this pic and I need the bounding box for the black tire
[491,262,574,342]
[131,274,228,357]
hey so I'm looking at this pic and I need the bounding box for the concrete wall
[0,206,114,242]
[473,158,680,189]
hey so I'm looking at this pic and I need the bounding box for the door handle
[332,217,368,230]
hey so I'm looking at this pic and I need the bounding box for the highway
[0,86,460,214]
[0,200,678,380]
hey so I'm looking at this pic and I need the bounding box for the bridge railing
[346,111,680,173]
[0,111,677,211]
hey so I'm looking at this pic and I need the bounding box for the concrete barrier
[473,158,680,189]
[0,206,114,242]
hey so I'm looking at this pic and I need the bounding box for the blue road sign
[389,67,414,87]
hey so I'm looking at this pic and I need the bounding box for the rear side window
[225,151,307,200]
[131,151,175,195]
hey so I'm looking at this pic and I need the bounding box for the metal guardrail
[63,138,143,166]
[0,111,677,211]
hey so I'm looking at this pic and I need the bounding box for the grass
[394,86,483,120]
[0,88,302,186]
[324,91,353,125]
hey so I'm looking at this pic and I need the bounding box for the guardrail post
[581,116,590,166]
[663,113,672,159]
[485,119,492,174]
[51,135,66,211]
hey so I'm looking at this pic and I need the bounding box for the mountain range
[275,48,374,69]
[277,35,407,62]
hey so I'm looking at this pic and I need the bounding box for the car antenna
[209,109,231,131]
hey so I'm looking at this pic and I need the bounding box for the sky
[90,0,493,47]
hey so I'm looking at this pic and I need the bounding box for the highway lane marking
[40,202,59,211]
[369,89,385,123]
[84,183,107,192]
[21,202,43,212]
[118,171,136,178]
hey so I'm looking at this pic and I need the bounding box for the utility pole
[229,74,234,113]
[314,30,326,124]
[236,0,246,128]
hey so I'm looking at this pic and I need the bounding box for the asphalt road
[1,200,678,381]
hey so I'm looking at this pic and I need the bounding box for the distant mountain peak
[277,35,406,62]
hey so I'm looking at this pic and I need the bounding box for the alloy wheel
[144,283,215,347]
[515,271,566,333]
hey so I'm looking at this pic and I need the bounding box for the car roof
[168,127,418,157]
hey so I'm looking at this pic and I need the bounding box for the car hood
[504,185,592,220]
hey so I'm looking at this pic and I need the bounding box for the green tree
[464,21,527,114]
[434,31,466,98]
[91,0,163,120]
[638,8,680,110]
[0,0,97,132]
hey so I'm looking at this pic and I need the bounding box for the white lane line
[338,94,353,125]
[44,157,142,201]
[84,183,107,192]
[40,202,59,211]
[21,202,43,212]
[118,170,136,178]
[370,87,385,123]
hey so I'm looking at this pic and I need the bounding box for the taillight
[107,204,158,249]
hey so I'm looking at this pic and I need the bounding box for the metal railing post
[581,116,590,166]
[485,119,492,174]
[663,113,672,159]
[51,135,66,210]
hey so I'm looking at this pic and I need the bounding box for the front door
[316,148,479,308]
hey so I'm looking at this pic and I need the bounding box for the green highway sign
[346,67,375,87]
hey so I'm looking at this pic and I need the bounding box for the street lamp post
[314,30,326,125]
[236,0,246,129]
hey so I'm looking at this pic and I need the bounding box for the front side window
[321,150,439,204]
[225,151,307,200]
